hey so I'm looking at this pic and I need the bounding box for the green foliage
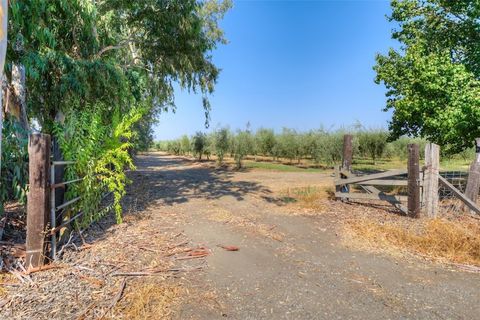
[192,131,207,160]
[276,128,302,162]
[233,129,254,169]
[255,128,276,157]
[204,132,215,160]
[374,0,480,153]
[313,131,346,166]
[54,106,143,225]
[157,126,454,169]
[0,116,28,215]
[385,137,427,160]
[214,128,230,165]
[180,135,191,155]
[1,0,231,226]
[357,129,389,164]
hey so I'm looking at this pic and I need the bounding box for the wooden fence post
[26,134,51,269]
[423,143,439,218]
[342,134,353,171]
[464,138,480,207]
[408,144,420,218]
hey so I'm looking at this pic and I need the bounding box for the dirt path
[134,153,479,320]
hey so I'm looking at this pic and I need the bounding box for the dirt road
[131,153,480,320]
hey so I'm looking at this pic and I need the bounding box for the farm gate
[334,135,480,218]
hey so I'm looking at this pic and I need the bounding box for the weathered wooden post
[338,134,354,195]
[408,144,421,218]
[26,134,51,269]
[342,134,353,171]
[423,143,439,218]
[464,138,480,207]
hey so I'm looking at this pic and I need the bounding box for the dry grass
[117,282,181,319]
[281,186,334,209]
[345,217,480,266]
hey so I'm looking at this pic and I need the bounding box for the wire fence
[438,171,471,216]
[49,160,115,261]
[50,161,83,260]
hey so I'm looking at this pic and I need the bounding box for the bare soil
[1,152,479,319]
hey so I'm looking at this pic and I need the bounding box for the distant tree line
[155,126,471,169]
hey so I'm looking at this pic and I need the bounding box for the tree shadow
[121,154,275,216]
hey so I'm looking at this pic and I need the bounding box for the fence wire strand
[438,171,470,216]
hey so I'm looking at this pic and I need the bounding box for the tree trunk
[11,64,29,132]
[0,0,9,177]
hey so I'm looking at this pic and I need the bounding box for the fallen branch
[98,278,126,319]
[175,254,209,260]
[165,247,193,257]
[451,263,480,273]
[112,266,204,277]
[0,299,9,309]
[137,246,159,253]
[218,245,240,251]
[174,247,210,260]
[0,282,20,286]
[25,264,65,275]
[167,239,189,249]
[75,302,96,320]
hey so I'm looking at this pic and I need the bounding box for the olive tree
[277,128,301,163]
[233,129,254,169]
[192,131,207,160]
[214,128,230,165]
[358,130,389,164]
[255,128,276,157]
[314,131,345,166]
[180,135,191,155]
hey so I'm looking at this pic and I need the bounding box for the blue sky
[154,0,397,140]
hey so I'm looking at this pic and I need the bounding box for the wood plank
[360,185,408,214]
[423,143,439,218]
[408,144,421,218]
[438,176,480,214]
[357,179,409,186]
[340,170,413,186]
[342,135,353,171]
[26,134,51,269]
[334,169,407,186]
[335,192,408,203]
[464,138,480,206]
